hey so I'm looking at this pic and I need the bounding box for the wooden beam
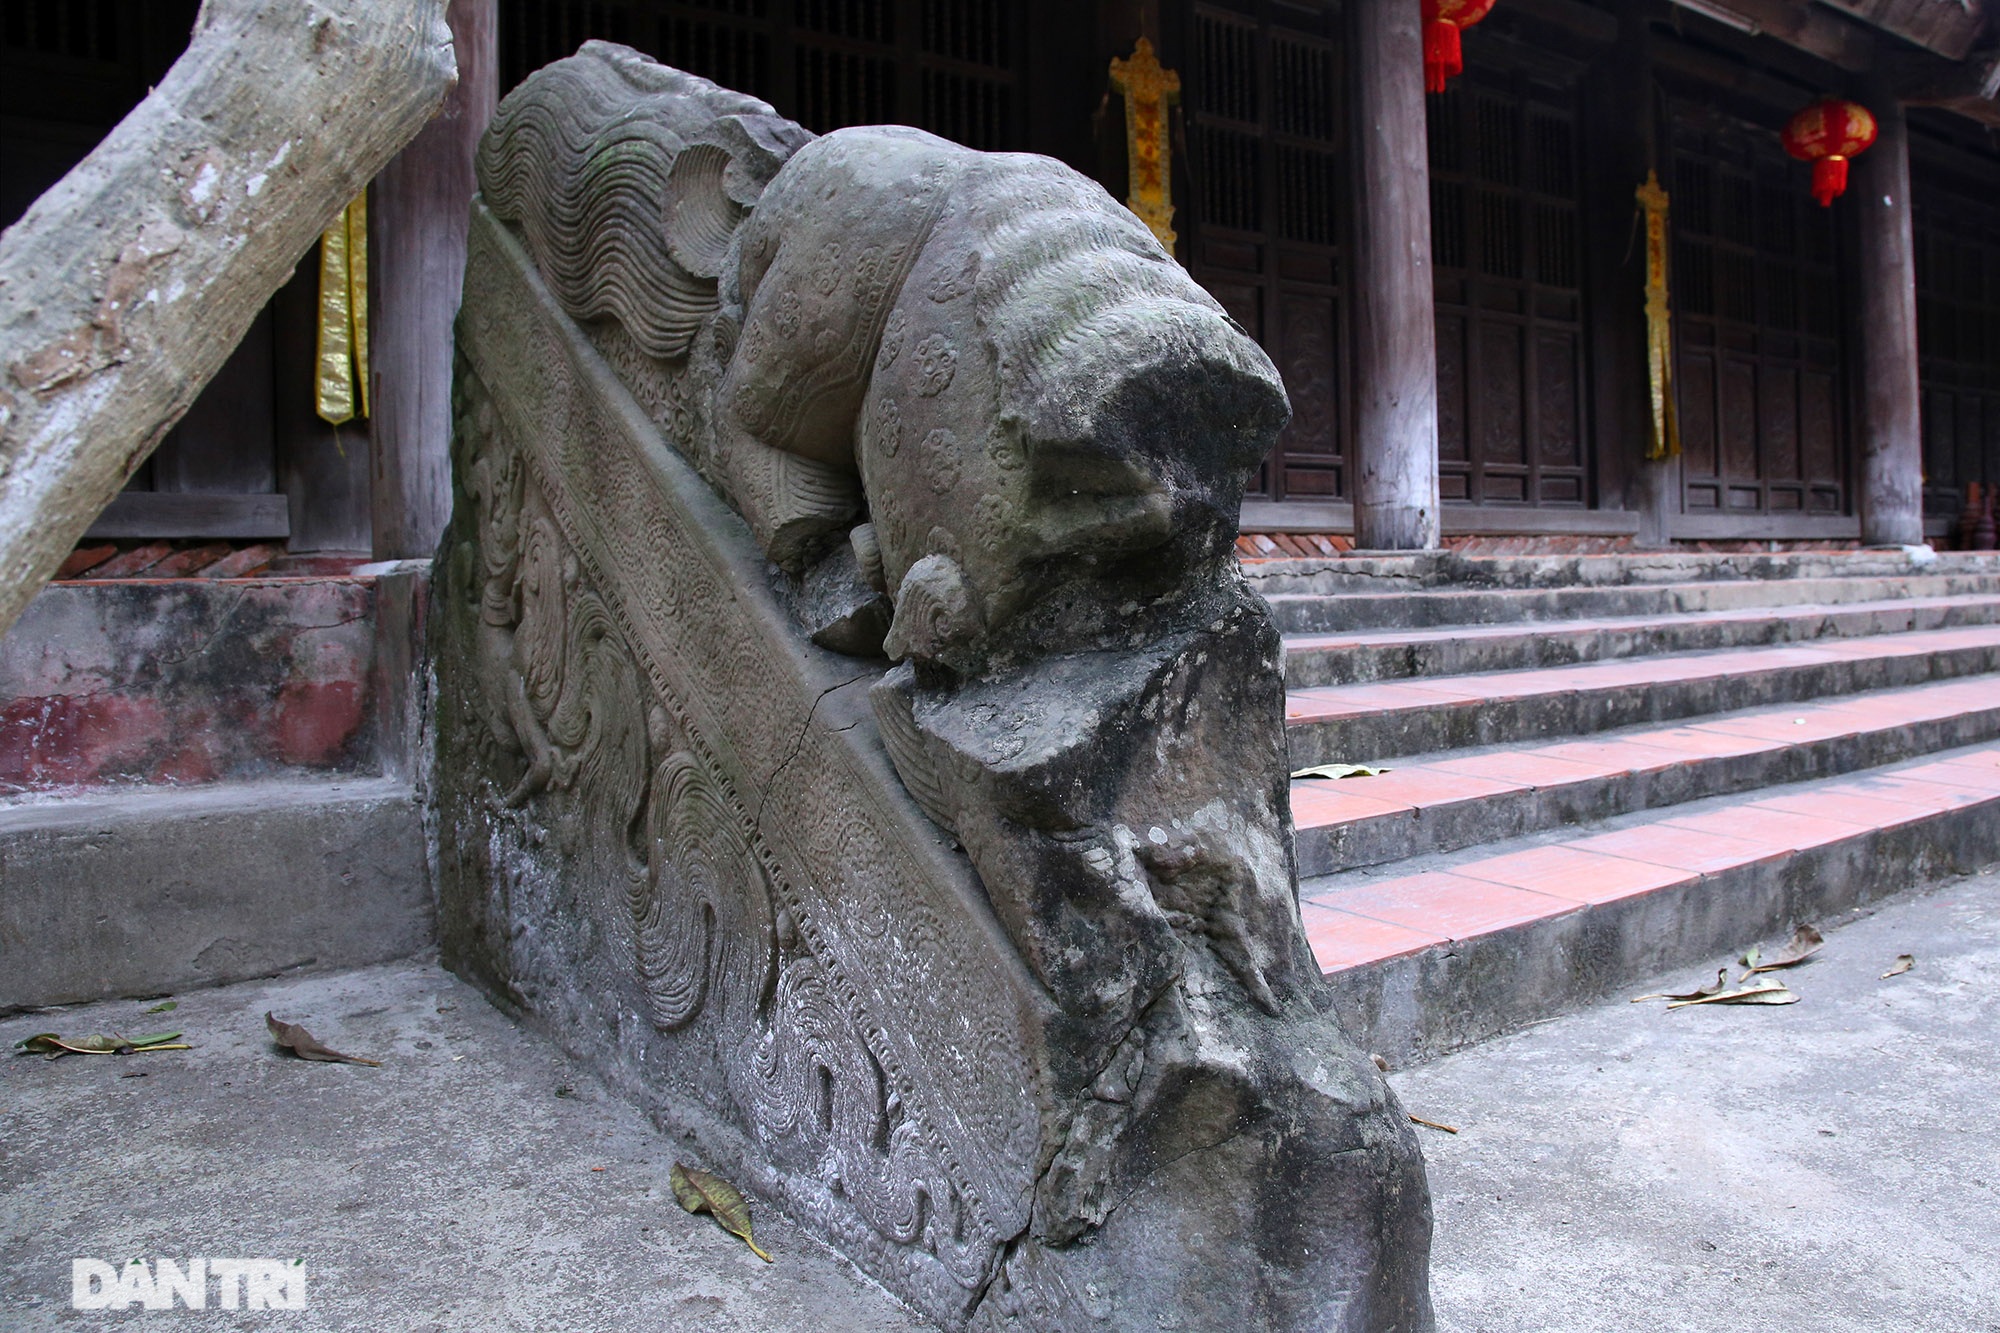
[1668,512,1862,540]
[1854,94,1926,547]
[1666,0,1875,72]
[1346,0,1439,551]
[1240,500,1643,537]
[369,0,497,560]
[82,491,290,540]
[1817,0,1988,61]
[0,0,456,639]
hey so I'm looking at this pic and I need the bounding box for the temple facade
[5,0,1996,555]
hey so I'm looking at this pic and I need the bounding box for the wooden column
[369,0,498,559]
[1854,93,1924,547]
[1347,0,1440,551]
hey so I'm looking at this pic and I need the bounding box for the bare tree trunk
[0,0,456,637]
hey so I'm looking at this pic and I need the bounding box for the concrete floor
[3,869,1994,1331]
[0,960,931,1332]
[1391,865,2000,1333]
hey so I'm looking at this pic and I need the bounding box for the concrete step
[1283,592,2000,687]
[1260,570,2000,634]
[1291,674,2000,874]
[1299,742,2000,1065]
[1284,623,2000,766]
[0,776,431,1012]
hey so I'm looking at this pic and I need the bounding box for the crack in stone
[754,669,872,826]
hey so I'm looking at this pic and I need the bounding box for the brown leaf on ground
[265,1012,381,1067]
[1408,1114,1459,1134]
[1745,924,1824,976]
[1667,977,1800,1010]
[671,1162,772,1262]
[1632,967,1730,1003]
[1881,954,1915,979]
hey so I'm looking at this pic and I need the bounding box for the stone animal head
[714,128,1290,677]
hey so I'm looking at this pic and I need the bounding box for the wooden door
[1669,107,1848,520]
[1180,0,1347,502]
[1426,63,1588,508]
[1913,162,2000,523]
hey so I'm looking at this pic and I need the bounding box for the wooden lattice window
[1914,166,2000,519]
[500,0,1022,151]
[1669,106,1847,518]
[1182,0,1347,502]
[1427,64,1587,507]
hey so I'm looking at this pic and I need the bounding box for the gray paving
[0,958,933,1332]
[1391,865,2000,1333]
[5,869,1994,1331]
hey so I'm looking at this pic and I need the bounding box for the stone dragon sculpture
[434,41,1431,1330]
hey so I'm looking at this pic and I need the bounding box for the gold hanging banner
[315,190,370,424]
[1110,38,1181,253]
[1636,170,1679,461]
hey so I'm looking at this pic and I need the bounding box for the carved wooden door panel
[1914,166,2000,522]
[1426,64,1588,508]
[1181,0,1347,502]
[500,0,1023,151]
[1669,107,1848,519]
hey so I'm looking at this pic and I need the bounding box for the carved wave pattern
[476,42,805,360]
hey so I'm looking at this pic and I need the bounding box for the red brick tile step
[1302,744,2000,1062]
[1285,623,2000,766]
[1289,675,2000,874]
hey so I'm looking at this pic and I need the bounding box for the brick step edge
[1311,766,2000,1068]
[1281,595,2000,688]
[1260,573,2000,634]
[1294,689,2000,876]
[1285,636,2000,765]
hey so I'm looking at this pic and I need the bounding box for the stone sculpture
[433,42,1431,1330]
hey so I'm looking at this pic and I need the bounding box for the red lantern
[1780,99,1878,207]
[1422,0,1496,94]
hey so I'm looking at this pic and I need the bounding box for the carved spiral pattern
[631,750,777,1031]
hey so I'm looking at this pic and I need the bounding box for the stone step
[1283,592,2000,687]
[1290,674,2000,875]
[1284,623,2000,766]
[0,776,431,1012]
[1242,548,2000,600]
[1299,743,2000,1064]
[1259,570,2000,634]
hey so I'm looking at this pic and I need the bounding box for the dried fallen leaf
[1408,1114,1459,1135]
[1632,967,1730,1003]
[1744,924,1824,976]
[1291,763,1390,780]
[13,1031,189,1058]
[265,1013,380,1067]
[671,1162,772,1262]
[1881,954,1914,979]
[1667,977,1800,1010]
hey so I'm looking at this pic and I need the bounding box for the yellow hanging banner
[1110,38,1181,253]
[1636,170,1679,461]
[315,190,370,424]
